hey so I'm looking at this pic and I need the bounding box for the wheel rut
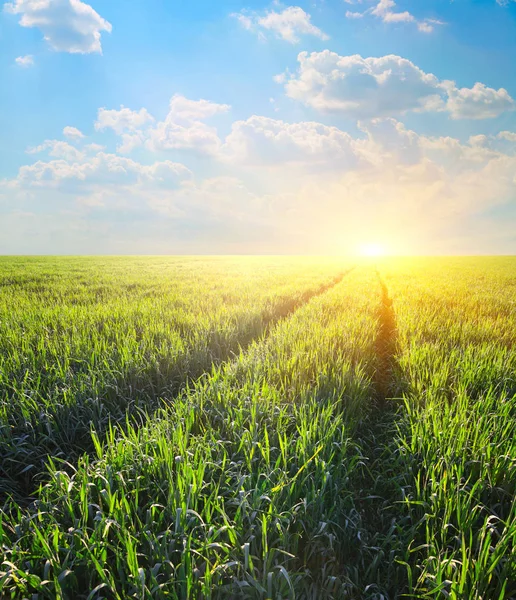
[338,268,409,597]
[373,269,398,408]
[1,266,355,505]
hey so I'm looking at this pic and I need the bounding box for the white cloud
[219,113,511,179]
[218,116,516,246]
[63,126,84,140]
[252,120,516,253]
[165,94,231,122]
[233,6,328,43]
[117,132,147,154]
[216,116,516,250]
[346,0,444,33]
[447,82,515,119]
[460,130,516,155]
[282,52,445,118]
[372,0,414,22]
[15,54,34,67]
[346,11,365,19]
[358,118,504,172]
[147,121,223,154]
[92,96,230,156]
[6,76,516,255]
[222,116,363,168]
[94,106,155,153]
[146,95,230,155]
[281,51,515,120]
[26,139,84,161]
[5,106,516,254]
[16,152,192,191]
[498,131,516,142]
[84,142,105,153]
[417,21,437,33]
[468,134,489,147]
[5,0,112,54]
[95,106,155,135]
[234,13,253,30]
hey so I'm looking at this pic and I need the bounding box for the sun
[358,242,387,258]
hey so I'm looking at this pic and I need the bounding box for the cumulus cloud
[7,83,516,254]
[83,142,105,153]
[280,51,515,120]
[16,152,192,192]
[346,0,444,33]
[4,0,112,54]
[447,82,515,119]
[372,0,416,22]
[15,54,34,67]
[498,131,516,142]
[456,130,516,155]
[282,52,445,117]
[63,126,84,140]
[93,96,230,156]
[358,118,505,172]
[216,115,516,249]
[233,6,328,43]
[147,121,223,155]
[165,95,231,122]
[115,132,147,154]
[6,116,516,255]
[243,118,516,253]
[94,106,155,153]
[218,112,512,178]
[95,106,154,135]
[222,116,363,169]
[146,95,230,155]
[218,115,516,245]
[26,139,84,161]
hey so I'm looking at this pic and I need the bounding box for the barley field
[0,256,515,599]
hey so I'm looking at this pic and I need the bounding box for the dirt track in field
[374,269,398,407]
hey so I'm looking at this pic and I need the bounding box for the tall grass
[0,256,347,501]
[379,257,516,598]
[0,267,380,599]
[1,257,515,599]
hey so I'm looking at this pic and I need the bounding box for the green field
[0,256,515,599]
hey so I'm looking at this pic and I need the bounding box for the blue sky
[1,0,516,254]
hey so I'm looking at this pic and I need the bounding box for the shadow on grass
[1,269,354,506]
[338,269,413,598]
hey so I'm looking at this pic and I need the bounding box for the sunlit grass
[0,256,515,599]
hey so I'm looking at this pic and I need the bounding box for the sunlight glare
[358,242,387,258]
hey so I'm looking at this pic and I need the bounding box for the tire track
[2,267,354,505]
[373,269,398,407]
[340,269,408,597]
[255,267,354,345]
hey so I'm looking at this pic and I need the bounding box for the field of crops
[0,256,515,599]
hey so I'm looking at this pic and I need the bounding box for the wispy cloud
[232,5,328,43]
[345,0,444,33]
[15,54,34,67]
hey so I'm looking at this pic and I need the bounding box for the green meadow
[0,256,515,599]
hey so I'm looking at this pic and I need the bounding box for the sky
[1,0,516,255]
